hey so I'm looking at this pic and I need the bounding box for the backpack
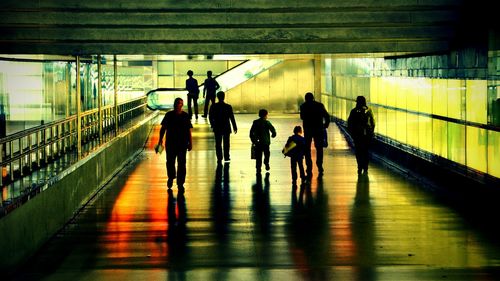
[282,138,297,157]
[348,106,373,138]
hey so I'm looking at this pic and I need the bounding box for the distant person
[202,70,220,118]
[347,95,375,175]
[209,91,238,163]
[157,98,193,189]
[300,92,330,178]
[250,109,277,173]
[185,70,200,120]
[283,125,306,186]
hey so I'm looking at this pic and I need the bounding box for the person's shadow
[211,163,232,240]
[166,188,188,280]
[350,174,376,281]
[209,162,232,280]
[287,179,330,280]
[251,172,272,279]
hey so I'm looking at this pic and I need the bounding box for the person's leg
[290,159,297,183]
[263,145,271,171]
[166,149,177,187]
[203,97,210,117]
[215,133,223,162]
[187,95,193,118]
[298,158,306,180]
[304,134,313,177]
[223,133,230,161]
[177,149,187,186]
[313,134,324,175]
[256,144,263,173]
[193,97,199,119]
[354,139,363,174]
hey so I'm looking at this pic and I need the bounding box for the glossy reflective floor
[12,114,500,281]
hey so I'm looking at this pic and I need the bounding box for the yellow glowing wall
[326,58,499,180]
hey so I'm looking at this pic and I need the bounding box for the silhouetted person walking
[283,125,306,186]
[300,92,330,178]
[250,109,276,173]
[157,98,193,189]
[185,70,200,120]
[209,91,237,163]
[202,70,220,118]
[348,95,375,175]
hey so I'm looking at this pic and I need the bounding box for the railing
[0,96,148,186]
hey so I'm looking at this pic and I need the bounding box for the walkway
[11,114,500,281]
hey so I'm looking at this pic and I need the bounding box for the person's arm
[229,106,237,133]
[215,79,220,90]
[323,104,330,129]
[158,125,166,145]
[269,122,277,138]
[203,80,207,98]
[249,122,257,143]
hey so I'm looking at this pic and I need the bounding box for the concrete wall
[0,0,468,55]
[0,113,157,271]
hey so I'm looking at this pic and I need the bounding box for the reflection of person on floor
[347,95,375,175]
[351,174,375,281]
[167,188,188,275]
[202,70,220,118]
[185,70,200,120]
[158,98,193,189]
[287,178,330,280]
[284,126,306,186]
[209,91,237,163]
[250,109,276,173]
[300,92,330,178]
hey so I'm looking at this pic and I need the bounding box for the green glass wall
[324,54,500,180]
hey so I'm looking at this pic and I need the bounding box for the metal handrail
[0,97,148,186]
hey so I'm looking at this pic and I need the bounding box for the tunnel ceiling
[0,0,477,56]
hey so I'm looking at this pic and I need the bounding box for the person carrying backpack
[347,96,375,175]
[282,125,306,186]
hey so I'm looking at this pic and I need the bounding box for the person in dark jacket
[157,98,193,189]
[209,91,237,163]
[185,70,200,120]
[300,92,330,178]
[250,109,277,173]
[202,70,220,118]
[348,95,375,175]
[284,125,306,186]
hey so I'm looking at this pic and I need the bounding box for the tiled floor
[12,114,500,281]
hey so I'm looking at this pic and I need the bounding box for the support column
[97,55,103,144]
[76,56,82,159]
[114,55,118,135]
[314,55,322,101]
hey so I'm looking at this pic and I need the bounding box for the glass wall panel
[418,115,432,152]
[432,79,447,117]
[447,79,463,119]
[396,111,407,143]
[101,64,115,107]
[407,79,419,112]
[407,113,419,148]
[370,77,379,104]
[487,130,500,178]
[466,126,487,173]
[386,108,397,140]
[448,122,466,165]
[432,119,448,158]
[418,78,432,115]
[386,77,396,108]
[377,107,387,136]
[465,80,487,124]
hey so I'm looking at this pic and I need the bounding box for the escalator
[146,58,283,110]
